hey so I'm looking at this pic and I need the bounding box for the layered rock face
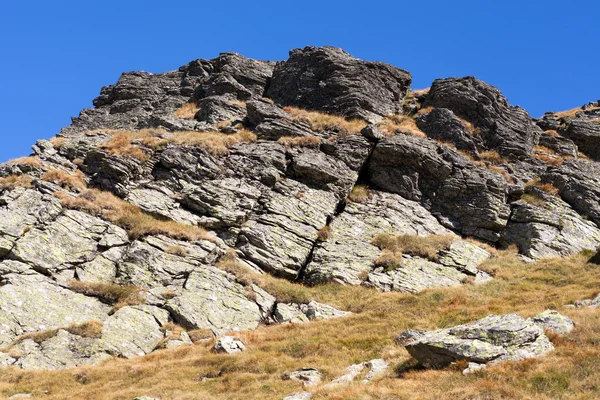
[1,46,599,371]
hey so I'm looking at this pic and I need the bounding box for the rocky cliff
[0,46,599,381]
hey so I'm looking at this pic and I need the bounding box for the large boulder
[560,119,600,160]
[415,108,481,155]
[267,46,412,122]
[368,134,510,242]
[401,313,555,369]
[423,76,540,159]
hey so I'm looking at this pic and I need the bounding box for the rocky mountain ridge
[0,45,599,379]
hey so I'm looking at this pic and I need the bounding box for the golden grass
[49,136,69,149]
[69,281,143,311]
[378,115,427,138]
[525,178,560,196]
[347,185,371,203]
[2,252,600,399]
[555,105,599,119]
[96,128,257,160]
[487,165,516,184]
[277,135,322,148]
[283,106,367,136]
[41,169,86,192]
[479,150,506,165]
[372,234,455,270]
[0,321,104,353]
[55,189,214,242]
[165,245,189,257]
[316,225,331,242]
[6,156,43,168]
[0,175,33,189]
[174,101,200,119]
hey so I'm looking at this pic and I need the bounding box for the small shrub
[175,101,200,119]
[378,115,427,138]
[55,189,214,242]
[316,225,331,242]
[165,245,189,257]
[277,135,321,148]
[283,106,366,136]
[49,137,69,149]
[64,320,104,338]
[479,150,506,165]
[0,175,33,189]
[69,280,143,310]
[41,169,86,191]
[7,156,43,168]
[348,185,370,203]
[372,233,455,266]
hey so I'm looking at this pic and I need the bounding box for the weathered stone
[538,132,578,158]
[127,186,201,225]
[0,274,110,347]
[403,314,554,368]
[282,392,312,400]
[501,191,600,259]
[165,267,262,334]
[268,46,412,122]
[416,108,481,155]
[283,368,322,387]
[423,76,540,159]
[195,95,246,124]
[560,119,600,160]
[11,210,128,275]
[304,190,450,285]
[273,303,310,324]
[246,98,289,126]
[532,310,574,335]
[368,134,510,242]
[100,305,169,359]
[213,336,246,354]
[300,301,351,321]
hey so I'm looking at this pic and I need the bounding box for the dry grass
[525,178,560,196]
[55,189,214,242]
[6,156,43,168]
[412,88,430,96]
[521,193,547,206]
[69,281,143,311]
[372,234,455,270]
[544,129,560,137]
[41,169,86,192]
[96,128,257,160]
[165,245,189,257]
[174,101,200,119]
[283,106,366,136]
[378,115,427,138]
[479,150,507,165]
[316,225,331,242]
[487,165,516,184]
[555,105,599,119]
[49,136,69,149]
[347,185,371,203]
[277,135,322,148]
[2,252,599,399]
[0,175,33,189]
[0,321,103,353]
[534,145,568,166]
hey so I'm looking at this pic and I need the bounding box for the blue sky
[0,0,598,162]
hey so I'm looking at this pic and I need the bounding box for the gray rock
[402,313,554,368]
[165,267,262,335]
[300,301,351,321]
[324,362,365,388]
[538,132,578,158]
[560,119,600,160]
[462,362,487,375]
[195,95,246,124]
[100,305,169,358]
[423,76,540,159]
[246,98,289,126]
[501,191,600,259]
[283,368,322,387]
[416,108,481,155]
[532,310,574,335]
[267,46,412,122]
[304,190,450,285]
[213,336,246,354]
[282,392,312,400]
[126,186,201,225]
[368,134,510,242]
[273,303,310,324]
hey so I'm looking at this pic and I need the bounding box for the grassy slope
[0,251,599,399]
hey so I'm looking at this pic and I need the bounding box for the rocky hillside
[0,46,599,399]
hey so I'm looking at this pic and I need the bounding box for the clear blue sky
[1,0,598,162]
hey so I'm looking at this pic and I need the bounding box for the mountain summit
[0,46,599,399]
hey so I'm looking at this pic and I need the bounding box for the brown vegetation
[2,251,599,399]
[49,136,69,149]
[55,189,214,242]
[372,234,455,270]
[283,106,366,136]
[316,225,331,242]
[525,178,560,196]
[478,150,506,165]
[69,281,143,311]
[0,321,103,353]
[41,169,86,191]
[7,156,43,168]
[378,115,427,138]
[347,185,371,203]
[174,101,200,119]
[555,105,599,119]
[277,135,322,148]
[0,175,33,189]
